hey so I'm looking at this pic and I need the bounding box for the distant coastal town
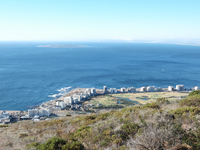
[0,84,199,125]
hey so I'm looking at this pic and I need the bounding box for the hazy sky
[0,0,200,42]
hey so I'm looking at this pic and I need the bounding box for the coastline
[38,86,191,111]
[1,86,194,112]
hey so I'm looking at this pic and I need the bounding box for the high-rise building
[103,86,107,94]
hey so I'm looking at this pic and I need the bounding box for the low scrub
[26,142,40,150]
[169,107,200,117]
[119,123,139,140]
[36,137,85,150]
[189,90,200,96]
[179,94,200,107]
[156,97,169,104]
[141,102,160,109]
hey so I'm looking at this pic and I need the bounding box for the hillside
[1,91,200,150]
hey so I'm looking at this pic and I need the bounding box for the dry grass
[0,117,75,150]
[84,95,118,106]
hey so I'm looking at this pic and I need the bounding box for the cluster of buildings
[29,84,200,119]
[55,84,200,111]
[0,109,53,124]
[102,84,200,94]
[28,108,52,117]
[28,84,200,118]
[1,84,200,124]
[56,88,97,109]
[45,84,199,114]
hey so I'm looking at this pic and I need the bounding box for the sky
[0,0,200,44]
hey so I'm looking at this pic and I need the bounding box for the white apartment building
[127,87,136,93]
[84,88,91,96]
[176,85,185,91]
[56,101,66,109]
[121,87,126,93]
[168,86,174,92]
[64,96,73,105]
[157,87,163,92]
[91,88,96,95]
[147,86,156,92]
[28,109,51,117]
[103,86,107,94]
[73,94,82,101]
[140,87,147,92]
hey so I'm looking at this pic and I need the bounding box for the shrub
[103,129,112,136]
[72,126,91,141]
[100,137,111,147]
[61,140,85,150]
[0,125,8,127]
[169,107,200,117]
[142,102,160,109]
[156,97,169,104]
[83,114,96,125]
[66,114,71,117]
[44,119,64,126]
[179,95,200,107]
[113,138,123,146]
[85,114,96,120]
[26,142,40,149]
[100,140,107,147]
[189,90,200,96]
[37,137,67,150]
[119,123,139,140]
[96,112,111,121]
[37,137,85,150]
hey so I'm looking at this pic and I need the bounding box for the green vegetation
[0,125,8,127]
[189,90,200,96]
[83,94,135,111]
[120,123,139,140]
[141,102,160,109]
[36,137,85,150]
[179,94,200,107]
[110,91,188,104]
[156,97,169,104]
[169,107,200,117]
[26,142,40,149]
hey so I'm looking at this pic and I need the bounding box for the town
[0,85,199,125]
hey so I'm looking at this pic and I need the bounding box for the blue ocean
[0,42,200,110]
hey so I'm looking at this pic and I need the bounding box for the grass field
[83,95,119,106]
[83,92,189,108]
[110,92,189,104]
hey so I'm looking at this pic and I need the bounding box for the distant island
[37,45,86,48]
